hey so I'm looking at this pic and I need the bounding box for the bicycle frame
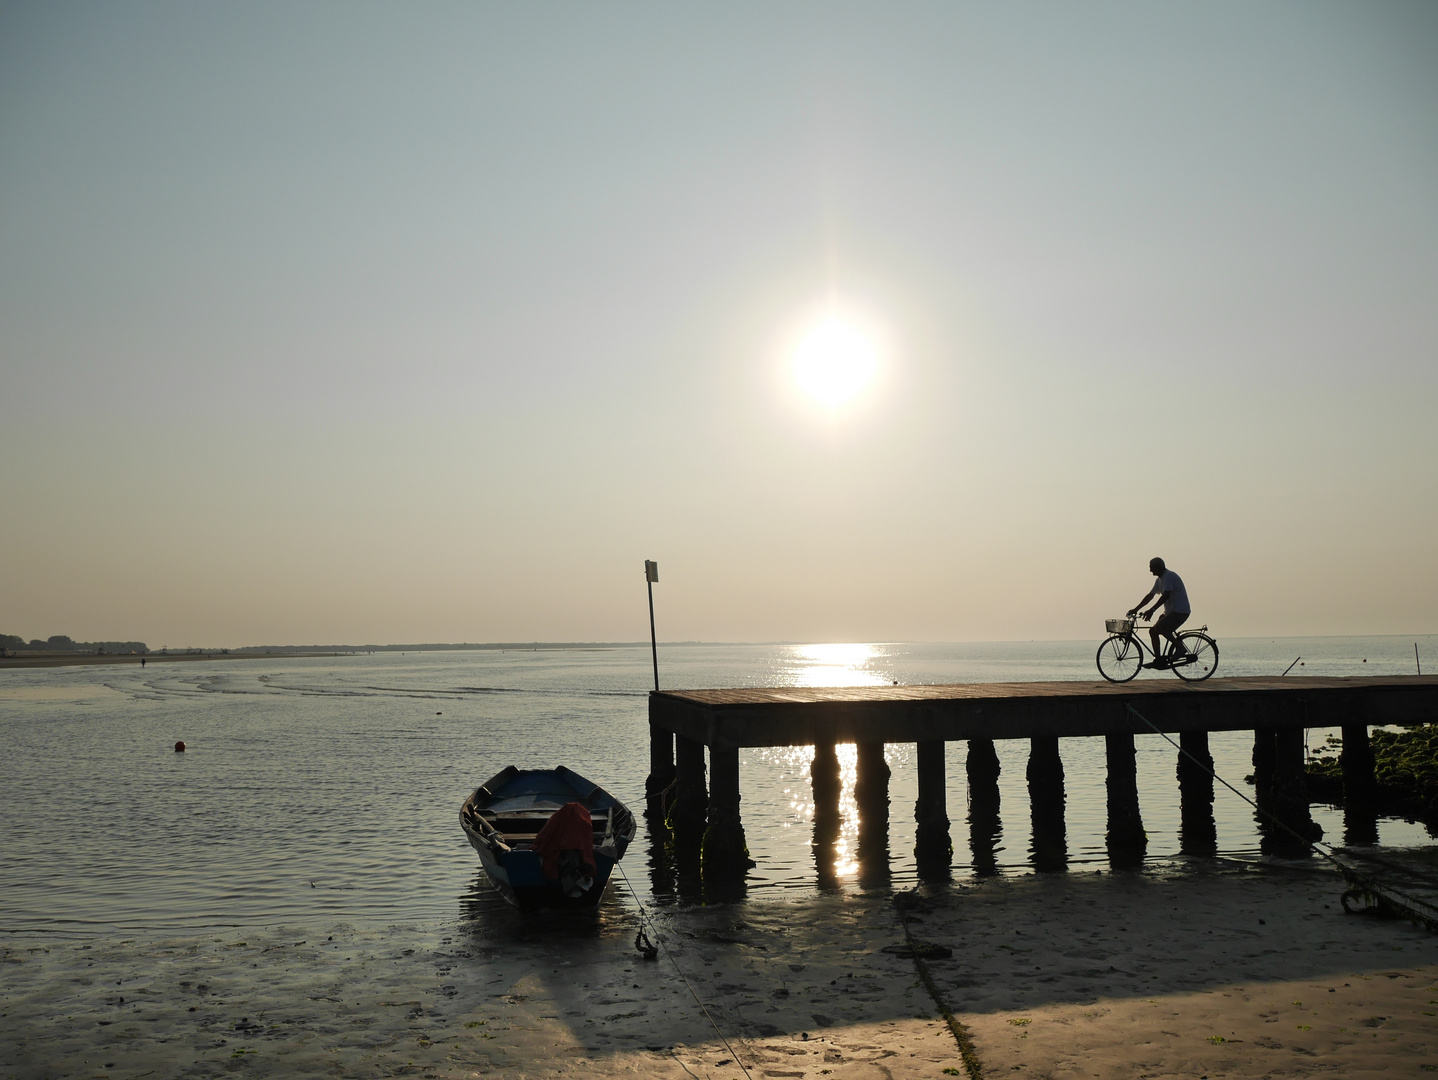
[1115,625,1155,663]
[1110,622,1210,669]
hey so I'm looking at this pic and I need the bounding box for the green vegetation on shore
[1,633,148,655]
[1307,725,1438,821]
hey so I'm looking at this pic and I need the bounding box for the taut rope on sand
[1125,703,1438,932]
[615,862,758,1080]
[891,895,986,1079]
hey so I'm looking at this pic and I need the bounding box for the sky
[2,1,1436,647]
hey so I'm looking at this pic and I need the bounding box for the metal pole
[645,560,659,691]
[648,580,659,690]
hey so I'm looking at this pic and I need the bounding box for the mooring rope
[891,898,985,1079]
[614,861,758,1080]
[1125,703,1438,931]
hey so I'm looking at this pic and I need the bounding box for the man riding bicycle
[1128,557,1190,668]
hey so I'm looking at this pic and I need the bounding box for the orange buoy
[174,741,186,752]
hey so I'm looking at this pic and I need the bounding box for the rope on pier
[614,862,758,1080]
[1125,703,1438,933]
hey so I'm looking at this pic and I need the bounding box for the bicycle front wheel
[1096,634,1142,682]
[1172,632,1219,681]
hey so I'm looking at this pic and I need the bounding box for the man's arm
[1121,592,1156,615]
[1138,591,1171,620]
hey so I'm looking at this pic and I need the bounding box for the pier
[646,675,1438,881]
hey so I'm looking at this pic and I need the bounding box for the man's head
[1149,557,1166,576]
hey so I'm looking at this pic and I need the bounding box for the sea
[1,636,1434,935]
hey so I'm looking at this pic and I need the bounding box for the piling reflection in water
[1343,803,1381,848]
[791,742,886,888]
[830,745,862,881]
[1027,737,1068,872]
[812,811,841,890]
[966,740,1003,877]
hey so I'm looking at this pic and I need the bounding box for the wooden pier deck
[645,676,1438,883]
[649,675,1438,748]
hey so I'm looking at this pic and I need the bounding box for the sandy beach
[5,860,1437,1079]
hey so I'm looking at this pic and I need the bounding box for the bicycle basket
[1106,618,1135,634]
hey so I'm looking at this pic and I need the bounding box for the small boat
[459,765,636,909]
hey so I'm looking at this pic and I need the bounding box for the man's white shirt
[1154,570,1191,614]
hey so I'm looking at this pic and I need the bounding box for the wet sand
[4,862,1437,1079]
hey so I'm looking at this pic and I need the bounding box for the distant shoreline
[0,641,713,669]
[0,641,784,670]
[4,633,1432,671]
[0,651,355,669]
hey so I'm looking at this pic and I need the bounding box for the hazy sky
[2,2,1435,647]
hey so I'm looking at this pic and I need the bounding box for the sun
[790,316,880,409]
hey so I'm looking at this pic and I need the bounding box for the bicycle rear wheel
[1096,634,1142,682]
[1171,632,1219,681]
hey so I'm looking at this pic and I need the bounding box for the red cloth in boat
[531,802,596,881]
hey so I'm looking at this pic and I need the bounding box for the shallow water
[0,636,1433,932]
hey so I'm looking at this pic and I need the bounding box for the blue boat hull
[460,765,636,909]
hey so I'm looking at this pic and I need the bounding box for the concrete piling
[1252,727,1277,805]
[812,741,841,810]
[702,746,751,886]
[914,740,952,881]
[1177,730,1217,857]
[1340,723,1378,806]
[646,725,676,804]
[669,735,708,851]
[1104,733,1146,868]
[855,742,891,886]
[1268,726,1320,853]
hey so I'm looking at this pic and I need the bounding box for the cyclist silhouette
[1128,557,1191,668]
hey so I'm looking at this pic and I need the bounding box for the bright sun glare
[791,317,879,409]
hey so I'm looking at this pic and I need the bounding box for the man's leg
[1152,613,1178,658]
[1169,612,1190,654]
[1158,613,1190,656]
[1148,616,1172,666]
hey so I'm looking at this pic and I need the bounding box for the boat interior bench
[470,809,613,847]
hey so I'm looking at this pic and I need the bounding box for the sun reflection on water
[833,743,859,878]
[763,742,861,882]
[784,643,892,687]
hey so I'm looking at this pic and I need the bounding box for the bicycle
[1095,616,1219,683]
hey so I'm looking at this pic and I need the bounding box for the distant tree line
[0,634,149,655]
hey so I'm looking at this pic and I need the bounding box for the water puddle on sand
[0,684,127,703]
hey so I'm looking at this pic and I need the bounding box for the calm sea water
[1,636,1434,933]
